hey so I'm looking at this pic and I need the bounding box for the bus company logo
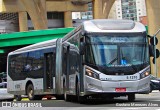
[2,102,12,107]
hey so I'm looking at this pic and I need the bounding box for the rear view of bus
[83,19,150,101]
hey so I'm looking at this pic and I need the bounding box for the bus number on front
[126,75,137,80]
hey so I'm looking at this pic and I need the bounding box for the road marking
[152,90,159,93]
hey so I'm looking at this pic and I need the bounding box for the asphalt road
[1,91,160,110]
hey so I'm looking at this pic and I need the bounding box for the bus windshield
[85,33,149,75]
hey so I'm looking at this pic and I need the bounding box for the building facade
[116,0,147,21]
[0,0,90,33]
[72,0,147,22]
[0,13,19,33]
[72,2,93,20]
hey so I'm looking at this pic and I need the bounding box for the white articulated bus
[7,19,151,102]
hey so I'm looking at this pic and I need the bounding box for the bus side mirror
[80,42,85,55]
[150,37,158,45]
[149,44,160,58]
[149,44,154,57]
[152,50,160,64]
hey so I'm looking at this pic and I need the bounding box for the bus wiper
[108,57,118,65]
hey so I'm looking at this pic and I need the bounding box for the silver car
[0,80,14,101]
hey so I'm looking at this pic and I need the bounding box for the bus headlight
[86,68,99,80]
[140,71,150,79]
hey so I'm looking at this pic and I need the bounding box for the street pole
[153,28,160,77]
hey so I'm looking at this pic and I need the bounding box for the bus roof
[83,19,146,33]
[9,39,57,55]
[9,19,146,55]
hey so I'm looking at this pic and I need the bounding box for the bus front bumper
[83,75,150,96]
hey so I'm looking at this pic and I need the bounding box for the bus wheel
[27,84,35,100]
[76,82,85,104]
[128,94,135,102]
[14,95,22,101]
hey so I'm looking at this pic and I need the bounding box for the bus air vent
[91,19,135,30]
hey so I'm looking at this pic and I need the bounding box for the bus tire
[14,95,22,101]
[128,94,135,102]
[76,82,85,104]
[27,84,35,100]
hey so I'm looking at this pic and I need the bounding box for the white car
[0,82,14,101]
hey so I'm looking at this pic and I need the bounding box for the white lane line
[152,90,159,93]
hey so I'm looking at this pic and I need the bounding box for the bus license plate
[126,75,138,80]
[115,88,126,92]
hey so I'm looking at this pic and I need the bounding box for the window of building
[47,12,64,19]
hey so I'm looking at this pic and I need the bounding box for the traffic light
[148,35,160,64]
[150,37,158,45]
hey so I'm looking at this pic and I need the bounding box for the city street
[1,91,160,110]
